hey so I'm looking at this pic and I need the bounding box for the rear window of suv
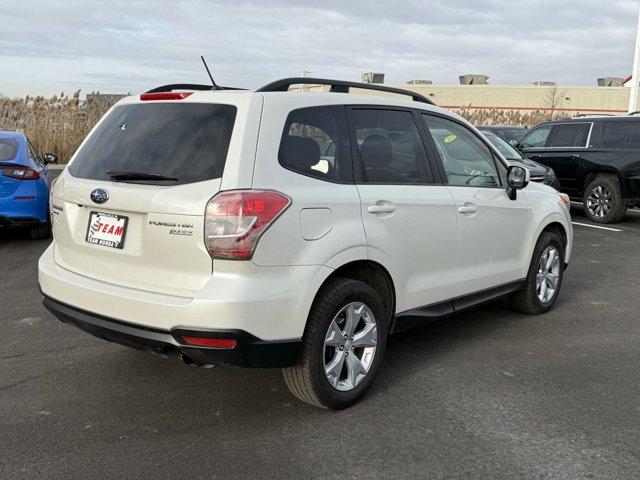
[69,103,237,185]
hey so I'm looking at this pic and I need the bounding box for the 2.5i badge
[85,211,128,249]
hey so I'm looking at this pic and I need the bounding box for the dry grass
[1,92,570,163]
[0,91,120,163]
[455,106,569,128]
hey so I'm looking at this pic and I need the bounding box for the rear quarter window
[69,103,237,185]
[602,121,640,148]
[278,106,353,182]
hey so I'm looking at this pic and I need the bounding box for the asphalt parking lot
[2,206,640,480]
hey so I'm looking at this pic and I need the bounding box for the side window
[350,109,433,184]
[550,123,590,148]
[520,125,552,148]
[279,106,352,182]
[27,142,39,163]
[602,121,640,148]
[421,114,501,188]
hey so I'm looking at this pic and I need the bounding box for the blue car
[0,131,58,239]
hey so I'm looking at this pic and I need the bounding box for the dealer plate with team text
[85,211,128,249]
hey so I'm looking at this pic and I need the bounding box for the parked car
[480,131,560,190]
[477,125,528,145]
[0,131,57,239]
[39,78,573,409]
[516,116,640,223]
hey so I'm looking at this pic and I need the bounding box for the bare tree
[543,86,568,119]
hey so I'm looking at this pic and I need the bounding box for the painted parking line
[571,221,623,232]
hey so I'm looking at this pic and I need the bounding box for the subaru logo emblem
[90,188,109,204]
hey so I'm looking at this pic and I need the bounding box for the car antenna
[201,56,219,90]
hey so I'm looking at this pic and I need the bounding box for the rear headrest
[360,135,392,168]
[284,136,321,170]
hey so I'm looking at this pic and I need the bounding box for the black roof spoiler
[256,77,436,105]
[145,83,246,93]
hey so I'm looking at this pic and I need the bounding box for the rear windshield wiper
[106,170,179,181]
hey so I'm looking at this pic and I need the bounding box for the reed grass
[0,92,568,163]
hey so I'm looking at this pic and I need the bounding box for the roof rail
[571,113,614,118]
[146,83,246,93]
[256,77,436,105]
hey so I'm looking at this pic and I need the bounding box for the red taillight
[1,166,40,180]
[204,190,291,260]
[182,336,237,349]
[139,92,193,101]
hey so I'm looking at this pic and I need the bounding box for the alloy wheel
[323,302,377,391]
[586,185,613,219]
[536,246,560,303]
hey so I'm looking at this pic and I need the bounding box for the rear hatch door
[51,98,245,297]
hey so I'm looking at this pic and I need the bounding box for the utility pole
[629,7,640,113]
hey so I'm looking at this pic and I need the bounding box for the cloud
[0,0,638,97]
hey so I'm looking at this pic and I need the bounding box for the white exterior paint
[39,89,573,342]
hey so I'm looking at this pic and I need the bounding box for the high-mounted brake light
[1,166,40,180]
[204,190,291,260]
[139,92,193,101]
[182,336,237,349]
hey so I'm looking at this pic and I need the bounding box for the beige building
[401,84,633,115]
[306,81,637,115]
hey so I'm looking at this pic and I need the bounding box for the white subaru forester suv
[39,78,572,409]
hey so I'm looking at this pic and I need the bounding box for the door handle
[569,154,580,159]
[457,204,478,214]
[367,204,396,214]
[530,155,542,160]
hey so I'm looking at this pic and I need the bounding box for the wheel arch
[311,260,397,335]
[582,168,621,195]
[535,218,571,266]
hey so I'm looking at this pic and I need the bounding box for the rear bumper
[0,184,49,224]
[39,242,332,346]
[43,295,301,367]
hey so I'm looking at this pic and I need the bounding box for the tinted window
[0,138,19,161]
[69,103,237,185]
[350,109,433,184]
[498,128,527,143]
[484,132,523,160]
[279,106,352,182]
[520,125,552,148]
[422,114,501,188]
[550,123,590,147]
[602,121,640,148]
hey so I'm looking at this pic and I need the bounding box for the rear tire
[29,222,51,240]
[509,231,564,315]
[583,175,626,224]
[283,277,388,410]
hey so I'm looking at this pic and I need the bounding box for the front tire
[583,175,626,224]
[509,231,565,315]
[283,277,388,409]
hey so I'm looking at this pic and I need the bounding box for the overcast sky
[1,0,639,97]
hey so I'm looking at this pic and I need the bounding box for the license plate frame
[85,211,128,250]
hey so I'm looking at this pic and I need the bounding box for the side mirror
[43,153,58,165]
[506,165,530,200]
